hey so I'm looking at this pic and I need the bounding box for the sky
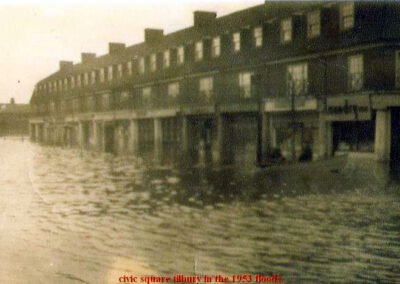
[0,0,262,104]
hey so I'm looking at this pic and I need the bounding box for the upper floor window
[281,18,292,43]
[108,66,113,81]
[287,63,308,96]
[102,93,110,110]
[76,75,81,87]
[195,41,203,61]
[43,84,47,92]
[139,57,145,74]
[84,73,89,86]
[340,2,354,30]
[348,54,363,91]
[117,64,123,78]
[177,46,185,65]
[142,87,152,103]
[233,32,241,52]
[150,54,157,72]
[100,68,105,82]
[64,78,68,90]
[168,82,179,98]
[212,37,221,57]
[396,51,400,88]
[58,80,62,91]
[70,76,75,89]
[49,82,53,92]
[91,71,96,84]
[254,26,263,47]
[239,72,252,98]
[53,81,57,91]
[163,50,170,68]
[199,77,213,98]
[127,61,132,76]
[307,10,320,38]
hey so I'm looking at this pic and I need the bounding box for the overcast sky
[0,0,261,104]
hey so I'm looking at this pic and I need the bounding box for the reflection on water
[0,138,399,283]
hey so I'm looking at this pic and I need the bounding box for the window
[49,82,53,92]
[64,78,68,90]
[233,32,240,52]
[254,26,263,47]
[117,64,123,78]
[139,57,145,74]
[348,55,363,91]
[100,68,105,82]
[142,87,152,104]
[150,54,157,72]
[307,10,320,38]
[127,61,132,76]
[53,81,57,91]
[84,73,89,86]
[287,63,308,96]
[70,76,75,89]
[177,46,185,65]
[91,71,96,84]
[199,77,213,98]
[102,93,110,110]
[120,91,130,104]
[239,72,252,98]
[108,66,113,81]
[396,51,400,88]
[87,96,95,111]
[281,18,292,43]
[163,50,170,68]
[212,37,221,57]
[58,80,63,91]
[340,2,354,30]
[168,82,179,98]
[195,41,203,61]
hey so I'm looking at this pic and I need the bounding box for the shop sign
[325,95,371,121]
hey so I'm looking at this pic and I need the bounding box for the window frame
[212,36,221,57]
[254,26,263,48]
[233,32,241,53]
[340,2,354,31]
[280,18,292,43]
[348,54,363,92]
[307,10,321,38]
[287,63,309,96]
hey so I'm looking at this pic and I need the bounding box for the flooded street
[0,138,399,283]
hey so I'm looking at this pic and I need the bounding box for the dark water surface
[0,139,399,283]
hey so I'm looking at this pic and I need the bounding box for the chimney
[144,28,164,43]
[193,11,216,30]
[109,42,126,55]
[81,53,96,64]
[59,61,73,71]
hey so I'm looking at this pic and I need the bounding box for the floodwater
[0,138,399,283]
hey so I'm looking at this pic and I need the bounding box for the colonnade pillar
[129,119,139,154]
[375,109,391,162]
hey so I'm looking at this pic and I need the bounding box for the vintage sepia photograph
[1,0,400,283]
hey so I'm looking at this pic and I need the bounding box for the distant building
[28,1,400,166]
[0,98,30,136]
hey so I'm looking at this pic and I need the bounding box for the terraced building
[29,1,400,166]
